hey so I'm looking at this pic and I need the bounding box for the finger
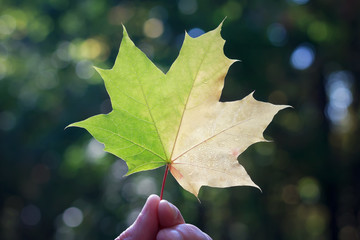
[115,194,160,240]
[158,200,185,228]
[157,224,212,240]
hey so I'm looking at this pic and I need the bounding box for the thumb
[115,195,160,240]
[158,199,185,228]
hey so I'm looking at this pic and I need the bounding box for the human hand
[115,194,212,240]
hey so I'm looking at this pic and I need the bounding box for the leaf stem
[160,164,169,200]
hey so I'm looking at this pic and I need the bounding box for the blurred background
[0,0,359,239]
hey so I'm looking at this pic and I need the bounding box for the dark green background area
[0,0,359,239]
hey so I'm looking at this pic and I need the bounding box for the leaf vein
[173,162,242,178]
[130,63,168,160]
[81,123,166,160]
[170,36,217,159]
[173,117,255,161]
[129,160,167,173]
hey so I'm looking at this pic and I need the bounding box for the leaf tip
[93,65,109,75]
[284,104,294,110]
[230,58,241,65]
[93,65,102,73]
[219,17,227,27]
[248,181,262,193]
[121,24,129,37]
[64,120,86,131]
[64,122,76,130]
[214,18,226,35]
[275,104,293,113]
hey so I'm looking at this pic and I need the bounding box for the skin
[115,195,212,240]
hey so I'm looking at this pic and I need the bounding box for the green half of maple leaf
[68,22,289,197]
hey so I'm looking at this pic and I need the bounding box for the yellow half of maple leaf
[68,22,289,198]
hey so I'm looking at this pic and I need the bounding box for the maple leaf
[68,22,288,198]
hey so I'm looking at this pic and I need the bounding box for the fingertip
[123,194,160,238]
[142,194,160,213]
[147,194,160,203]
[115,195,162,240]
[158,200,184,227]
[159,200,177,216]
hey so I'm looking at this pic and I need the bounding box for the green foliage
[1,1,359,240]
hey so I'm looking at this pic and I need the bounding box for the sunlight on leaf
[68,22,289,198]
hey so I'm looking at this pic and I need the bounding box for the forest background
[0,0,359,239]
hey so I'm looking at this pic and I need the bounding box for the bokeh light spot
[86,138,105,162]
[325,71,353,105]
[126,208,141,226]
[329,87,352,109]
[324,70,354,128]
[221,1,243,20]
[325,105,348,125]
[0,46,8,79]
[80,38,103,60]
[27,15,53,42]
[62,207,83,228]
[290,44,315,70]
[305,207,329,236]
[6,9,27,39]
[279,111,302,133]
[178,0,198,15]
[0,14,17,36]
[36,68,58,90]
[143,18,164,38]
[60,145,85,178]
[108,5,134,25]
[188,28,205,38]
[298,177,320,203]
[20,204,41,226]
[75,60,95,79]
[135,177,157,197]
[267,23,287,46]
[110,159,128,180]
[289,0,309,4]
[308,21,329,42]
[60,12,84,35]
[56,41,71,61]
